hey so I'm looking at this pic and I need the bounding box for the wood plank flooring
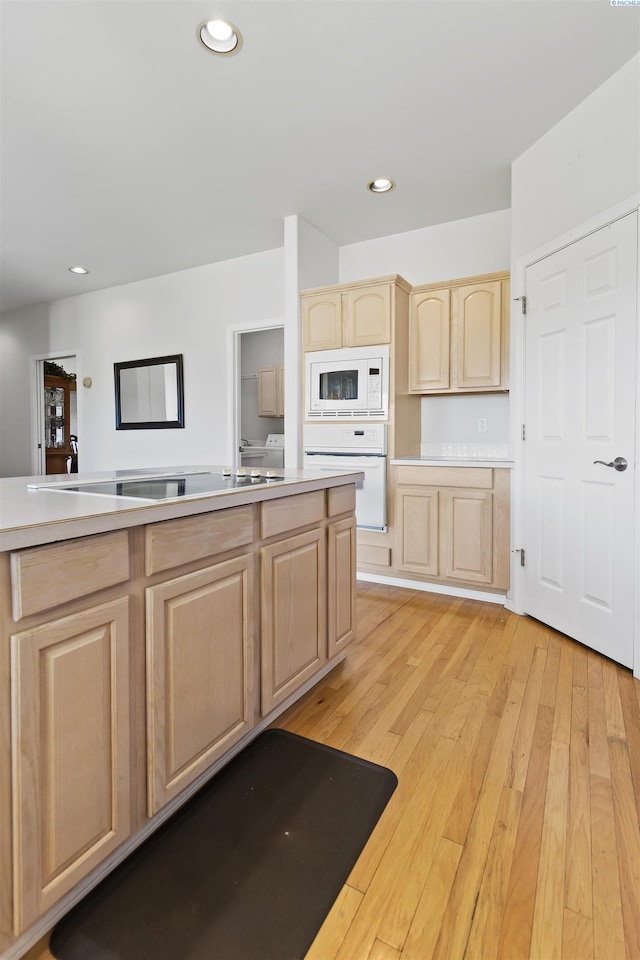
[23,581,640,960]
[277,582,640,960]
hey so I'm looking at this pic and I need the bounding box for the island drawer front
[145,505,254,575]
[10,530,130,621]
[396,466,494,488]
[327,483,356,518]
[261,490,325,540]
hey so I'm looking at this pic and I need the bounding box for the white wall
[511,54,640,263]
[339,208,511,285]
[421,393,509,447]
[283,216,339,468]
[0,249,284,476]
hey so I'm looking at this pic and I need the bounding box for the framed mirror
[114,354,184,430]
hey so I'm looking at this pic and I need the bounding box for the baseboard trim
[357,571,507,604]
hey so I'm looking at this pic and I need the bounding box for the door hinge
[517,548,525,567]
[513,295,526,315]
[521,424,526,441]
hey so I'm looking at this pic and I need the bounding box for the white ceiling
[1,1,638,314]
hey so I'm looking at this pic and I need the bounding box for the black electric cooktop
[55,472,286,501]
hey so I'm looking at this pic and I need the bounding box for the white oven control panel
[303,422,387,455]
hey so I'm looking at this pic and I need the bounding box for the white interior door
[523,212,637,668]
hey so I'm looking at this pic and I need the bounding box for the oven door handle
[304,451,386,458]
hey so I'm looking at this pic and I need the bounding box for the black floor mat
[50,729,397,960]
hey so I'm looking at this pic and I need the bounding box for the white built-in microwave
[306,346,389,419]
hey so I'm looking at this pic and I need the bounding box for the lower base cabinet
[260,528,326,715]
[3,481,358,954]
[328,515,357,657]
[394,467,510,589]
[145,555,254,816]
[440,487,494,584]
[10,598,131,933]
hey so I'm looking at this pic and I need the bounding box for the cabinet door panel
[328,516,356,657]
[344,284,391,346]
[395,487,439,575]
[145,505,253,575]
[258,367,278,417]
[440,490,493,583]
[258,366,284,418]
[453,281,502,388]
[146,556,253,814]
[409,289,450,392]
[302,293,343,351]
[261,529,326,714]
[11,530,130,621]
[261,490,325,540]
[11,598,130,932]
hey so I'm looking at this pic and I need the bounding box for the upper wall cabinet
[258,366,284,417]
[301,291,342,351]
[301,277,409,352]
[409,272,510,394]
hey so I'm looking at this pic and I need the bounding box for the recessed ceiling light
[198,19,242,54]
[367,178,395,193]
[68,266,89,275]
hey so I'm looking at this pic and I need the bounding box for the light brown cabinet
[260,528,326,714]
[327,514,357,657]
[0,483,356,952]
[7,531,133,936]
[1,477,358,954]
[258,365,284,417]
[259,485,359,713]
[301,290,342,351]
[301,277,407,352]
[145,555,254,815]
[394,466,510,589]
[10,597,131,932]
[409,272,509,394]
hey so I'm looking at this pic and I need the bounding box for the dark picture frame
[114,354,185,430]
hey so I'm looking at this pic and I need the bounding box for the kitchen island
[0,466,360,959]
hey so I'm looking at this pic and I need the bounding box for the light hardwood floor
[23,582,640,960]
[279,581,640,960]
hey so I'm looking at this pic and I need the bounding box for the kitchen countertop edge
[0,466,363,552]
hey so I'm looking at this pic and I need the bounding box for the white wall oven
[305,346,389,420]
[303,423,387,531]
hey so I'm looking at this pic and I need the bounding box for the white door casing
[523,212,637,668]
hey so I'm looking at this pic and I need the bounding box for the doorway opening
[36,355,79,475]
[237,328,285,470]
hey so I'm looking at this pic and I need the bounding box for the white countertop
[0,465,362,551]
